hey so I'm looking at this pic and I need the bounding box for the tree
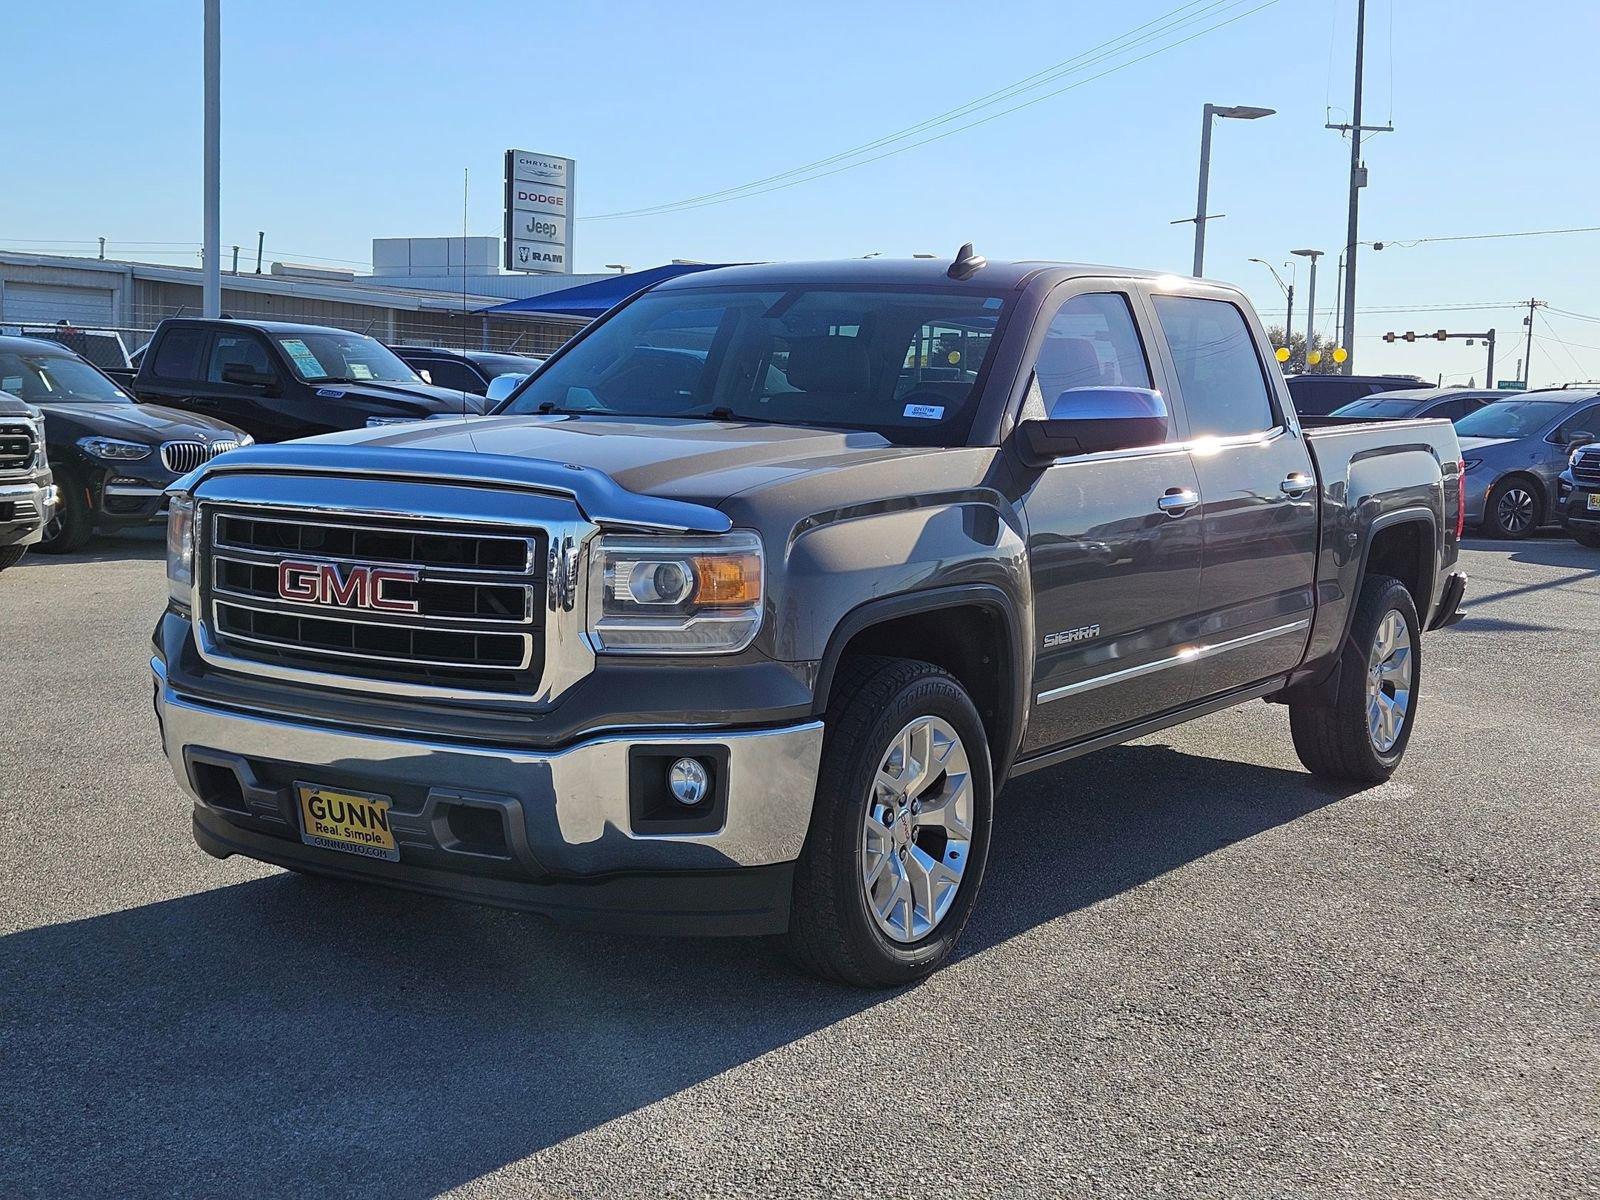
[1265,326,1341,375]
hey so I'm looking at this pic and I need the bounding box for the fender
[813,582,1029,783]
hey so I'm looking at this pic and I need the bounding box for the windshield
[0,348,130,403]
[1454,399,1568,439]
[1331,398,1421,419]
[470,352,542,376]
[500,286,1009,445]
[271,331,422,385]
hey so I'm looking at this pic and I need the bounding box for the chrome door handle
[1157,488,1199,517]
[1280,473,1314,496]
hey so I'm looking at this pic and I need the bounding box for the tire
[0,545,26,572]
[784,655,994,988]
[1483,476,1541,539]
[1289,574,1420,783]
[1572,528,1600,549]
[36,467,93,555]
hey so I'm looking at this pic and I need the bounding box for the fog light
[667,757,709,806]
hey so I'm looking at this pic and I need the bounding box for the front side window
[151,328,210,382]
[500,286,1008,446]
[1032,292,1153,403]
[207,334,275,384]
[0,349,131,403]
[271,331,422,385]
[1552,404,1600,442]
[1153,296,1276,437]
[418,359,481,392]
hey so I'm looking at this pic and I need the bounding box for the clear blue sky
[5,0,1598,384]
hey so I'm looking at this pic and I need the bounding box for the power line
[582,0,1279,221]
[1375,224,1600,249]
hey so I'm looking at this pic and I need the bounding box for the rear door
[136,325,217,415]
[1145,289,1318,699]
[1016,285,1205,753]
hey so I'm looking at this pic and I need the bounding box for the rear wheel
[1289,574,1420,783]
[784,656,993,988]
[1483,477,1541,539]
[36,467,92,554]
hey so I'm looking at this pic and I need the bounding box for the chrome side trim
[1035,618,1311,705]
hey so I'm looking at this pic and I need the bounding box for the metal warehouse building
[0,248,608,357]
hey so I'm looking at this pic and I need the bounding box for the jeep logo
[276,561,420,613]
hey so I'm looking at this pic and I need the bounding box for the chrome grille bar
[0,423,35,473]
[162,439,241,474]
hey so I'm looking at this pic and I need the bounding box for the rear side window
[1153,296,1276,437]
[150,328,210,381]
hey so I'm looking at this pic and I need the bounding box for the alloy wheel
[1496,486,1536,535]
[1366,610,1413,754]
[860,715,974,944]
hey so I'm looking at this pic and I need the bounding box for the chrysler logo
[277,561,420,613]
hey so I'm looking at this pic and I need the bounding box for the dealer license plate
[296,783,399,862]
[1586,493,1600,511]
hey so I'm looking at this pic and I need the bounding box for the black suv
[390,346,544,395]
[132,318,486,443]
[0,335,250,553]
[1286,372,1431,416]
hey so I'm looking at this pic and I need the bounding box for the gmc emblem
[277,561,420,613]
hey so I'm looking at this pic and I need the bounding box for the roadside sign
[1497,380,1527,390]
[504,150,574,274]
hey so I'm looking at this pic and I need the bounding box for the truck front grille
[0,423,35,473]
[1572,447,1600,487]
[162,439,241,474]
[201,505,546,696]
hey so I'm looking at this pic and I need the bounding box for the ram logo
[1043,624,1101,648]
[277,561,421,613]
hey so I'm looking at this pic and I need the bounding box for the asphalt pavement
[1,531,1595,1198]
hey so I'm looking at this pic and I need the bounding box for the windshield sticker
[279,338,325,377]
[316,387,346,399]
[904,403,945,420]
[349,362,374,380]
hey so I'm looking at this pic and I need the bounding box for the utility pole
[1327,0,1392,374]
[1485,329,1496,389]
[1521,298,1544,386]
[202,0,221,318]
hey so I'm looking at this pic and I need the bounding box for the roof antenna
[947,242,986,281]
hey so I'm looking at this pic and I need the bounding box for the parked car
[1454,388,1600,538]
[130,318,487,443]
[0,335,250,553]
[1558,442,1600,547]
[1326,387,1500,424]
[390,346,545,395]
[1285,372,1430,416]
[153,253,1465,987]
[0,389,55,572]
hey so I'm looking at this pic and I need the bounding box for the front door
[1017,289,1205,754]
[1147,292,1318,697]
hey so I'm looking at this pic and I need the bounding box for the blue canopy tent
[477,263,731,320]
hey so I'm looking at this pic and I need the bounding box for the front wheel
[784,656,993,988]
[1483,477,1541,539]
[36,468,93,554]
[1289,574,1420,783]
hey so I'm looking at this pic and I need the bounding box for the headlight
[1461,457,1481,472]
[1571,444,1593,468]
[587,530,763,654]
[79,436,151,461]
[31,417,48,467]
[238,434,255,447]
[366,416,422,428]
[166,494,196,607]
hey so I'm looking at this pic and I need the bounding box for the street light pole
[1247,257,1294,359]
[202,0,221,319]
[1293,249,1324,368]
[1186,103,1275,278]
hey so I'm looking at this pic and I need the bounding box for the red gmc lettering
[275,561,420,613]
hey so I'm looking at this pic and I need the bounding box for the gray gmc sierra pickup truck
[152,251,1467,986]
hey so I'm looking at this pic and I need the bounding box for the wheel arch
[814,584,1027,784]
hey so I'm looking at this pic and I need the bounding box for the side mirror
[1018,386,1169,464]
[221,363,275,390]
[484,372,528,406]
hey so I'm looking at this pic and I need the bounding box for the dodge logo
[277,561,420,613]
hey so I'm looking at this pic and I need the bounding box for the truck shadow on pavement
[1,743,1357,1198]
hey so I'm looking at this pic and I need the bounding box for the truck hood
[308,380,486,414]
[308,413,939,505]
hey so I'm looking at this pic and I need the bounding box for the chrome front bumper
[0,479,56,545]
[152,658,824,876]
